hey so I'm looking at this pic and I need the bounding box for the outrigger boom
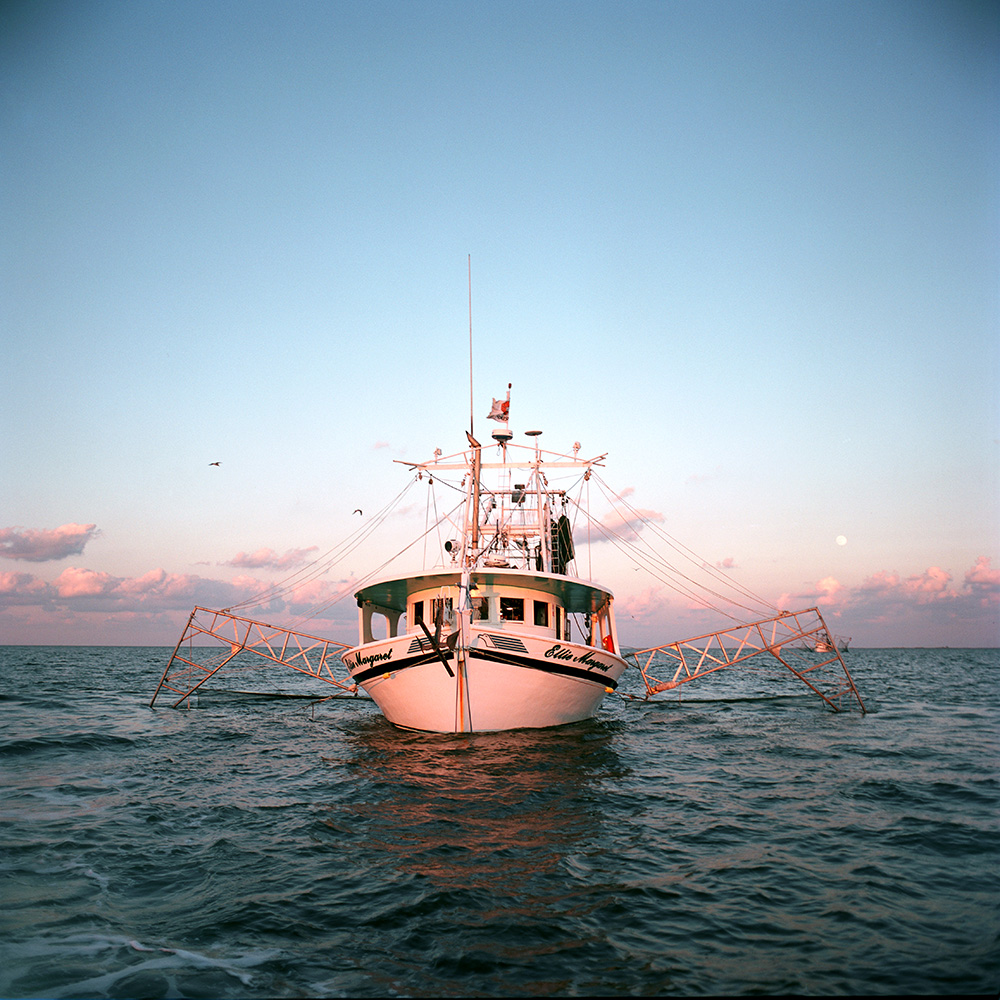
[628,607,865,712]
[151,605,864,714]
[151,607,355,710]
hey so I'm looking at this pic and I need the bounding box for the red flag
[487,398,510,422]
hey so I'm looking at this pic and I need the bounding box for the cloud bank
[593,489,665,542]
[0,564,358,645]
[0,524,101,562]
[0,566,245,612]
[780,558,1000,614]
[0,546,995,647]
[779,556,1000,645]
[223,546,319,571]
[612,556,999,648]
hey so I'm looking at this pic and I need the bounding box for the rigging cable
[586,475,776,618]
[581,473,778,621]
[575,502,740,619]
[223,478,419,613]
[289,495,467,626]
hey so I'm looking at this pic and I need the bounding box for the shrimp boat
[341,409,625,732]
[815,634,851,653]
[151,388,866,728]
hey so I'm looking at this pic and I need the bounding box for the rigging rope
[287,494,467,627]
[217,451,777,638]
[581,473,778,621]
[223,478,419,614]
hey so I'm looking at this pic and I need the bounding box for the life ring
[602,634,615,653]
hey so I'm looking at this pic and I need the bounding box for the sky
[1,0,998,647]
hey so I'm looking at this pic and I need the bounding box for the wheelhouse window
[533,601,549,627]
[472,597,489,621]
[500,597,524,621]
[431,597,454,626]
[412,600,424,626]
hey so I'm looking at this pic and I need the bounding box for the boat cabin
[355,570,618,653]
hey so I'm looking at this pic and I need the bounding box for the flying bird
[353,509,363,515]
[209,462,221,466]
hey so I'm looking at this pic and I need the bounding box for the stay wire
[577,477,776,621]
[573,502,739,619]
[590,473,777,612]
[292,495,467,624]
[224,478,419,613]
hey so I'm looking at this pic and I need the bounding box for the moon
[836,535,848,546]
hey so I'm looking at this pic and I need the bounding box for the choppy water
[1,645,997,997]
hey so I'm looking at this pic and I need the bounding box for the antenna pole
[468,254,475,436]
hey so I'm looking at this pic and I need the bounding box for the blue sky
[2,0,997,646]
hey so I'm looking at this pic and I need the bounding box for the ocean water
[0,646,997,998]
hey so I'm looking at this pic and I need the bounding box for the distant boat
[816,635,851,653]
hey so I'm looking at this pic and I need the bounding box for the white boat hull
[344,632,626,733]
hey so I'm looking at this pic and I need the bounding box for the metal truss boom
[150,606,355,709]
[627,607,865,712]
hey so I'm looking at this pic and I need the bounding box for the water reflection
[326,720,628,892]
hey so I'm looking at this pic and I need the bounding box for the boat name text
[348,648,394,669]
[543,644,612,670]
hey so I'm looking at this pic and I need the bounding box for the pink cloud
[223,546,318,571]
[965,556,1000,598]
[0,566,251,615]
[613,584,752,647]
[0,570,52,604]
[617,586,669,621]
[54,566,117,597]
[286,579,337,604]
[282,577,359,617]
[852,566,953,605]
[815,575,848,606]
[0,524,101,562]
[582,486,666,545]
[596,505,665,541]
[118,568,220,604]
[0,561,360,638]
[2,550,995,648]
[779,556,999,644]
[716,557,738,570]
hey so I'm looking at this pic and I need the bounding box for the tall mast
[468,438,481,558]
[468,254,474,440]
[466,256,480,559]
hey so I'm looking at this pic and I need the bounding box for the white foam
[2,934,281,998]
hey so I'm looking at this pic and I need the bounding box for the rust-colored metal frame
[150,606,356,708]
[627,607,865,712]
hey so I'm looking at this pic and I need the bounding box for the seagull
[353,509,363,515]
[209,462,221,467]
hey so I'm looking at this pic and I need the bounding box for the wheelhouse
[355,570,618,653]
